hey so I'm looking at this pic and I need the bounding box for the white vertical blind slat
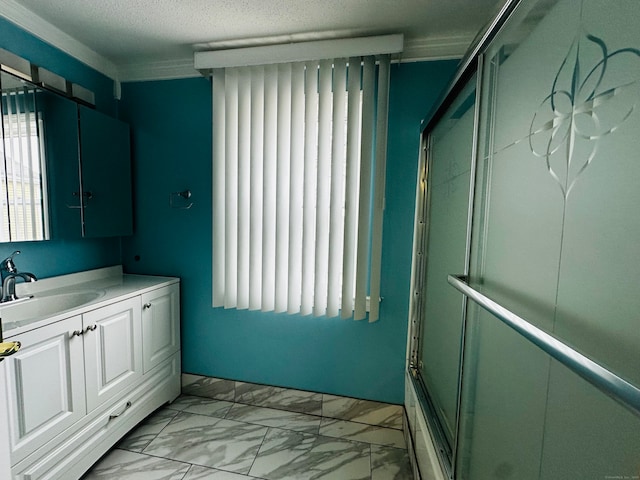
[354,56,376,320]
[287,62,305,314]
[341,57,362,318]
[313,59,333,317]
[275,63,292,313]
[212,69,226,307]
[262,64,278,312]
[0,98,8,242]
[224,68,239,309]
[301,61,319,316]
[249,66,265,310]
[23,95,37,240]
[38,116,49,240]
[211,54,392,321]
[7,93,21,240]
[369,55,391,322]
[237,68,251,310]
[22,100,30,239]
[327,58,347,318]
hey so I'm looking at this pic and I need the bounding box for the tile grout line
[125,397,407,466]
[183,375,404,414]
[176,461,194,480]
[180,392,405,431]
[246,425,271,479]
[183,374,404,408]
[128,444,245,478]
[171,399,407,453]
[129,405,272,479]
[92,408,412,479]
[184,405,405,450]
[137,408,181,455]
[94,377,413,479]
[110,447,193,474]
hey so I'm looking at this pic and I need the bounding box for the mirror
[0,71,49,242]
[0,69,133,241]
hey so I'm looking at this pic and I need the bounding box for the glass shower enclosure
[408,0,640,478]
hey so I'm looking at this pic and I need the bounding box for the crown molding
[120,33,472,82]
[117,57,200,82]
[0,0,118,80]
[0,0,474,83]
[402,33,474,61]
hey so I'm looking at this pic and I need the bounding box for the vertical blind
[212,55,390,321]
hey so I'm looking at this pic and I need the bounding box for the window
[211,55,390,321]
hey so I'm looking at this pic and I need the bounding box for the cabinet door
[141,284,180,374]
[78,105,132,238]
[3,316,85,465]
[37,87,83,240]
[83,297,142,413]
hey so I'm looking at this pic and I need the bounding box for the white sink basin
[0,290,103,328]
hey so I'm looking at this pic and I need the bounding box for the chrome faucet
[0,251,37,303]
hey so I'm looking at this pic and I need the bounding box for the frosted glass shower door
[417,76,477,456]
[458,0,640,478]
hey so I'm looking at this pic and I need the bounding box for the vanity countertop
[2,266,178,338]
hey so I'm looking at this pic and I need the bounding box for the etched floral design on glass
[528,25,640,199]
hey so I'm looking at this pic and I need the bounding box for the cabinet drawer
[4,316,85,466]
[83,297,142,412]
[141,284,180,373]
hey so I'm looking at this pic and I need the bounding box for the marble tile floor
[83,394,413,480]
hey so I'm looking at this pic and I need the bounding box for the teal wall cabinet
[78,105,132,238]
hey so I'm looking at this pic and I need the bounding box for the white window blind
[212,55,390,321]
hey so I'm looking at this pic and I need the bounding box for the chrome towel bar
[448,274,640,418]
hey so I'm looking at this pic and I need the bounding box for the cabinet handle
[109,401,132,421]
[72,191,93,199]
[67,191,92,209]
[84,324,97,333]
[71,330,84,337]
[143,303,152,309]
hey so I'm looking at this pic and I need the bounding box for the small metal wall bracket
[170,190,193,209]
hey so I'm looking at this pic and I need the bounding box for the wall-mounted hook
[170,190,193,209]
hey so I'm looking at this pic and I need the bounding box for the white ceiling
[1,0,505,81]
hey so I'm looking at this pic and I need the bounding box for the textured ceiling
[4,0,505,79]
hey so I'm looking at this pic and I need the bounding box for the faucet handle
[1,251,20,273]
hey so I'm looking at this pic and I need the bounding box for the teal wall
[0,14,459,403]
[0,18,121,278]
[0,17,115,115]
[119,60,457,404]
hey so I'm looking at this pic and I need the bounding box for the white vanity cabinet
[0,269,181,480]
